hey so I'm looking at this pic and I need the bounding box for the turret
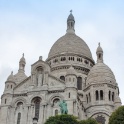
[66,10,75,34]
[14,53,27,84]
[19,53,26,73]
[96,42,103,63]
[4,71,16,94]
[65,65,77,88]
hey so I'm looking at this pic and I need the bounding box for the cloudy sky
[0,0,124,104]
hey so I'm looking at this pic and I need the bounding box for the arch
[53,98,60,107]
[32,63,50,74]
[49,94,64,105]
[29,95,43,104]
[17,102,23,107]
[90,111,110,118]
[77,77,82,90]
[31,97,42,104]
[95,115,106,124]
[96,90,99,101]
[12,97,27,107]
[60,76,65,81]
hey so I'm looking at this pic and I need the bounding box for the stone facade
[0,12,122,124]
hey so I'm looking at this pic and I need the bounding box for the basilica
[0,12,122,124]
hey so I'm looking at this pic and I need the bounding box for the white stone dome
[7,71,15,82]
[86,63,116,85]
[48,33,93,60]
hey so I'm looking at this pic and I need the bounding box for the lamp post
[33,117,38,124]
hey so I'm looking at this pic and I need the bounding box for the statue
[59,100,68,114]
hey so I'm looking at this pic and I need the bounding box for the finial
[22,53,24,57]
[70,10,72,14]
[39,56,42,60]
[11,71,13,75]
[98,42,100,46]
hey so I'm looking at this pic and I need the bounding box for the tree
[79,118,98,124]
[109,106,124,124]
[45,115,99,124]
[44,114,79,124]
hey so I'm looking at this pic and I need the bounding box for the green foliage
[79,118,98,124]
[44,114,79,124]
[109,106,124,124]
[45,115,99,124]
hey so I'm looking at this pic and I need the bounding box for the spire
[66,10,75,34]
[96,43,103,63]
[19,53,26,73]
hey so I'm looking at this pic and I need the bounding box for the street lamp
[33,117,38,124]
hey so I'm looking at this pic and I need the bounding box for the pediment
[48,74,65,88]
[31,59,50,74]
[14,76,33,92]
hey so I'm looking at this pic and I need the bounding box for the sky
[0,0,124,104]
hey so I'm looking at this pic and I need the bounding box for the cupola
[66,10,75,34]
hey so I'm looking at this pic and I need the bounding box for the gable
[14,76,32,93]
[48,74,65,90]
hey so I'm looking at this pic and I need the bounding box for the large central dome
[48,33,93,60]
[47,12,93,61]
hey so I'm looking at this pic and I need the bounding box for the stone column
[27,106,31,124]
[43,103,48,123]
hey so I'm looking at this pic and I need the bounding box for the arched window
[69,92,70,98]
[5,99,7,104]
[17,113,21,124]
[112,92,114,102]
[86,95,88,103]
[60,76,65,81]
[53,98,60,107]
[55,109,58,115]
[89,93,91,102]
[96,90,99,101]
[11,85,12,89]
[31,98,41,120]
[109,91,111,101]
[34,99,40,119]
[100,90,103,100]
[95,115,106,124]
[17,102,23,107]
[77,77,82,90]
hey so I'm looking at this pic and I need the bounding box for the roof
[86,62,116,85]
[48,33,93,60]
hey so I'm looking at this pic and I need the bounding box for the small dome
[86,63,116,85]
[14,72,27,84]
[66,66,77,75]
[48,33,93,60]
[7,71,15,82]
[96,43,103,53]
